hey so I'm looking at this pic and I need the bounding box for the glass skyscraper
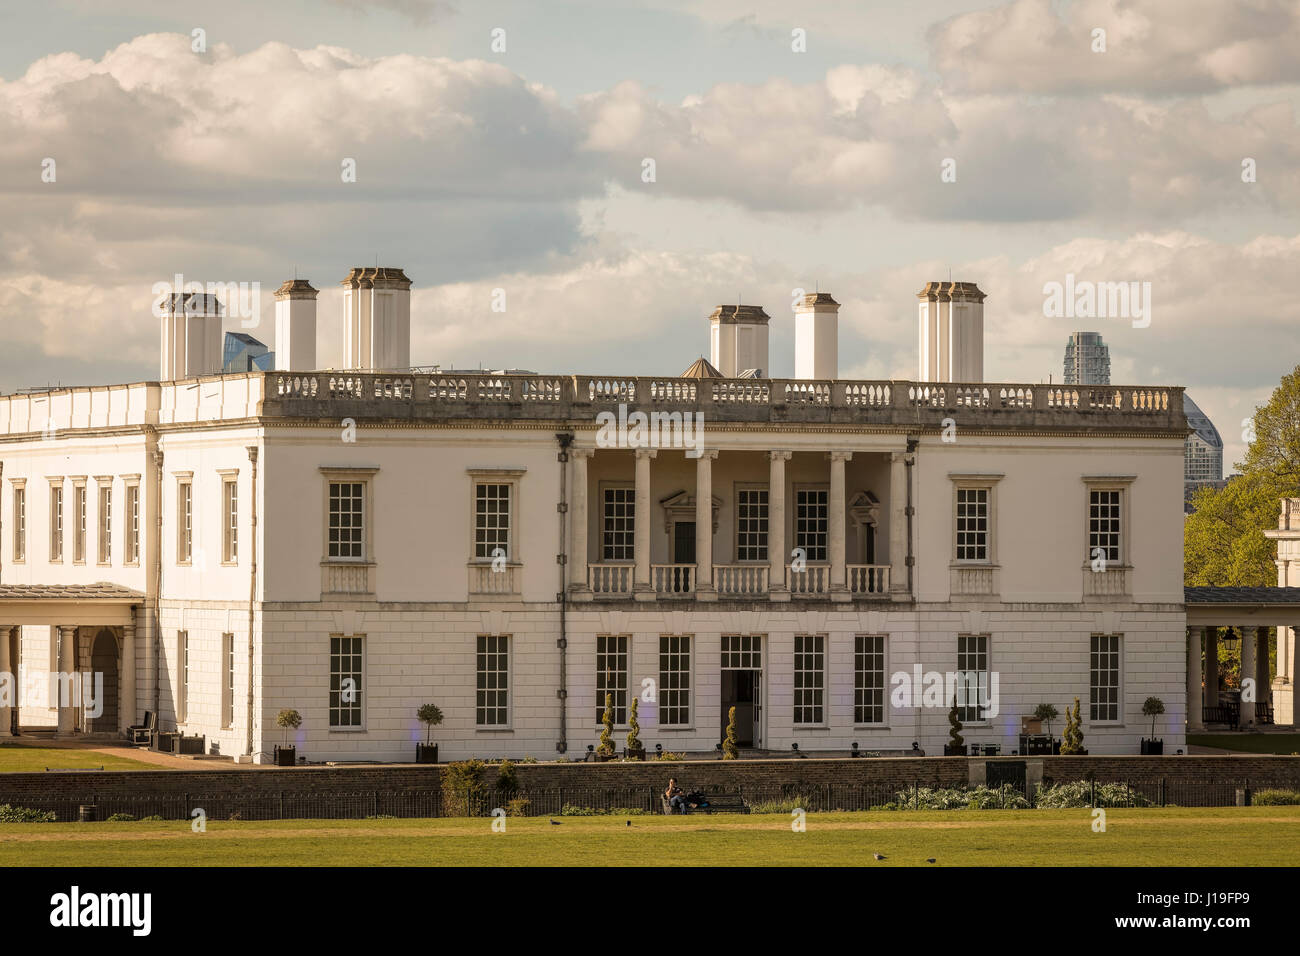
[1063,331,1111,385]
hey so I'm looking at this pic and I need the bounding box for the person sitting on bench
[665,778,690,815]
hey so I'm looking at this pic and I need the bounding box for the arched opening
[88,629,119,734]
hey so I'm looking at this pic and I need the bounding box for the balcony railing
[787,564,830,595]
[469,564,519,597]
[847,564,890,595]
[652,564,695,596]
[589,564,633,596]
[714,564,769,596]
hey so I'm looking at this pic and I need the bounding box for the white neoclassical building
[0,272,1208,761]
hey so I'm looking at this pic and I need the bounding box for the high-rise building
[1184,394,1224,485]
[222,331,274,373]
[1063,331,1110,385]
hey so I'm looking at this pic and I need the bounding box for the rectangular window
[178,480,192,564]
[794,633,826,725]
[223,632,235,729]
[49,485,63,561]
[1090,634,1121,722]
[74,485,87,563]
[328,481,365,559]
[795,489,828,562]
[12,485,25,562]
[735,487,769,562]
[126,484,140,564]
[97,484,112,564]
[222,477,238,563]
[720,634,761,670]
[1089,490,1121,563]
[956,633,990,722]
[329,635,364,728]
[476,634,509,726]
[177,631,189,723]
[955,487,989,561]
[474,482,511,560]
[595,634,629,725]
[854,634,886,725]
[658,635,691,726]
[602,486,635,561]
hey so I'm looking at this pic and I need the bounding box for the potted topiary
[596,693,616,761]
[624,697,646,760]
[1033,703,1059,738]
[274,709,301,766]
[1060,697,1087,755]
[722,706,739,759]
[1141,697,1165,754]
[943,695,967,756]
[416,703,443,763]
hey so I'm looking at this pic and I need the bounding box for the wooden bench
[660,791,750,815]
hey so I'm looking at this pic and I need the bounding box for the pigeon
[925,858,936,864]
[549,819,561,825]
[626,820,631,827]
[873,853,886,860]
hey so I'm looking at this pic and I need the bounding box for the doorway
[88,629,118,734]
[720,634,763,748]
[671,520,696,592]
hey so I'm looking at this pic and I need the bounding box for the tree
[276,708,301,749]
[417,703,444,745]
[1142,697,1165,739]
[722,706,739,759]
[597,693,615,756]
[626,697,642,754]
[1033,703,1059,737]
[947,695,964,751]
[1060,697,1085,754]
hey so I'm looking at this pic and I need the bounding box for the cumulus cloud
[929,0,1300,95]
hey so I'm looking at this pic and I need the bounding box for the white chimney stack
[794,293,839,380]
[273,279,319,372]
[709,304,769,377]
[917,281,986,383]
[159,291,223,381]
[341,267,412,372]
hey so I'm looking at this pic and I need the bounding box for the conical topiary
[597,692,615,756]
[948,695,964,751]
[626,697,642,754]
[1061,697,1085,754]
[722,706,739,759]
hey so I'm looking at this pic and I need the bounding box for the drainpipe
[555,432,573,755]
[245,445,259,759]
[905,437,918,596]
[0,460,5,585]
[151,445,164,719]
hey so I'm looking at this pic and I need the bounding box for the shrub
[722,706,739,759]
[890,784,1030,811]
[496,759,519,793]
[0,804,55,823]
[505,796,531,817]
[626,698,642,754]
[442,759,487,816]
[1034,780,1151,808]
[365,814,397,820]
[139,815,164,822]
[597,693,615,757]
[559,803,603,816]
[1060,697,1085,754]
[105,813,136,822]
[655,751,686,761]
[747,795,810,814]
[1253,789,1300,805]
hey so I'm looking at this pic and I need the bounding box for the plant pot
[595,751,617,762]
[1140,738,1163,755]
[624,747,646,761]
[273,745,296,767]
[416,743,439,764]
[943,744,968,756]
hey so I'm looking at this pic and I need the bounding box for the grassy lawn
[1189,733,1300,755]
[0,743,158,773]
[0,807,1296,866]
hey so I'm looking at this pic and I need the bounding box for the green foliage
[1034,781,1150,808]
[105,813,136,822]
[559,804,651,816]
[722,706,739,759]
[889,784,1031,811]
[1142,696,1165,737]
[597,693,615,756]
[496,758,519,793]
[0,804,55,822]
[947,695,964,750]
[276,708,302,748]
[625,697,642,754]
[747,795,811,814]
[365,814,397,820]
[505,797,532,817]
[655,751,686,761]
[139,815,164,822]
[1033,703,1059,735]
[441,759,487,817]
[417,704,444,745]
[1253,789,1300,805]
[1060,697,1085,754]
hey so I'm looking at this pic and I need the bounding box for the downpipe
[555,432,573,755]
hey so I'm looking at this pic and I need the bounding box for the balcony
[714,564,769,597]
[469,563,520,598]
[1083,565,1131,599]
[652,564,695,596]
[588,563,633,596]
[585,562,891,600]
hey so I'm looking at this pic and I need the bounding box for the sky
[2,0,1299,470]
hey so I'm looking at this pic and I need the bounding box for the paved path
[7,736,242,770]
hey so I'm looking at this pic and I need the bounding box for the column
[633,448,656,601]
[1204,626,1219,715]
[119,618,137,734]
[569,449,592,599]
[57,625,76,735]
[1241,625,1257,726]
[1256,626,1271,714]
[1186,626,1204,732]
[695,450,718,601]
[768,451,790,601]
[829,451,852,602]
[889,451,909,598]
[0,626,12,737]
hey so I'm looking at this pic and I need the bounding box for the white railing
[469,564,518,596]
[787,563,829,595]
[847,565,890,595]
[652,564,695,595]
[1083,566,1130,597]
[588,564,633,595]
[714,564,769,596]
[322,562,372,595]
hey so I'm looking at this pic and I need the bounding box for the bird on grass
[549,819,561,825]
[626,820,631,827]
[873,853,886,861]
[925,858,936,864]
